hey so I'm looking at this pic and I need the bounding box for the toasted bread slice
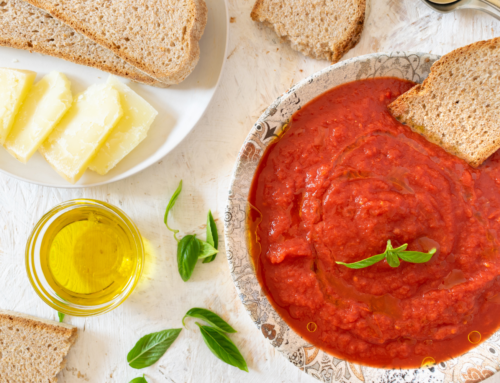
[389,38,500,167]
[251,0,365,63]
[24,0,208,85]
[0,0,165,87]
[0,310,77,383]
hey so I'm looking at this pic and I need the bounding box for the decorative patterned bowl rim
[224,51,500,383]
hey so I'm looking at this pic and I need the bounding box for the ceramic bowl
[224,52,500,383]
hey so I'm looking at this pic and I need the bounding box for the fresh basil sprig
[127,329,182,369]
[165,181,219,281]
[203,210,219,263]
[184,308,247,371]
[57,312,65,323]
[129,375,148,383]
[196,323,248,372]
[183,308,236,333]
[336,240,436,269]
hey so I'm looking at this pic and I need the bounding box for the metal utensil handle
[482,0,500,8]
[464,0,500,19]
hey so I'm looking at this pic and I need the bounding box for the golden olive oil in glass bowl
[26,199,144,316]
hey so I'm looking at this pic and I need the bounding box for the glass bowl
[26,199,144,316]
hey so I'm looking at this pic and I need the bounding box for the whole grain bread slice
[23,0,208,85]
[0,310,77,383]
[388,38,500,167]
[0,0,165,87]
[251,0,365,63]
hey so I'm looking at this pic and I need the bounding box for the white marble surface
[1,0,500,382]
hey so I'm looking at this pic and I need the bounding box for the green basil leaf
[129,375,148,383]
[203,210,219,263]
[127,329,182,369]
[398,248,436,263]
[393,243,408,252]
[178,235,200,281]
[196,323,248,372]
[336,252,386,269]
[57,312,65,323]
[197,239,218,259]
[183,308,236,333]
[164,180,182,242]
[386,251,401,268]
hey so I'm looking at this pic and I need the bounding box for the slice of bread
[24,0,208,85]
[0,310,78,383]
[251,0,365,63]
[389,37,500,167]
[0,0,165,87]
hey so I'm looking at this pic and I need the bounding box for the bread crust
[389,37,500,167]
[25,0,208,85]
[0,310,77,339]
[251,0,365,63]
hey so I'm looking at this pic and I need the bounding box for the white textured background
[1,0,500,382]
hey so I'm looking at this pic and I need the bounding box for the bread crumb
[12,59,19,63]
[230,17,236,23]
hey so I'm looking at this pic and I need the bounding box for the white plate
[0,0,228,188]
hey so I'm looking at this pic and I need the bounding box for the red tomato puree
[249,77,500,368]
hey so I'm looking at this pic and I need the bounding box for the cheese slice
[89,76,158,175]
[39,83,123,184]
[4,72,72,163]
[0,68,37,145]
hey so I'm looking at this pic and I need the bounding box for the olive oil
[39,206,138,306]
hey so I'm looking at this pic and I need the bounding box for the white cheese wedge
[0,68,37,145]
[4,72,72,163]
[39,83,123,184]
[89,76,158,175]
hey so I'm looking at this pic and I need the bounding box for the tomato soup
[249,77,500,368]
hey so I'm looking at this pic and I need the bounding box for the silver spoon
[421,0,500,20]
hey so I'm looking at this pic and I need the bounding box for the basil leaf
[336,252,386,269]
[127,329,182,369]
[203,210,219,263]
[129,375,148,383]
[393,243,408,252]
[197,239,218,259]
[386,251,401,268]
[398,248,436,263]
[164,180,182,242]
[178,235,200,281]
[196,323,248,372]
[57,312,65,323]
[183,308,236,333]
